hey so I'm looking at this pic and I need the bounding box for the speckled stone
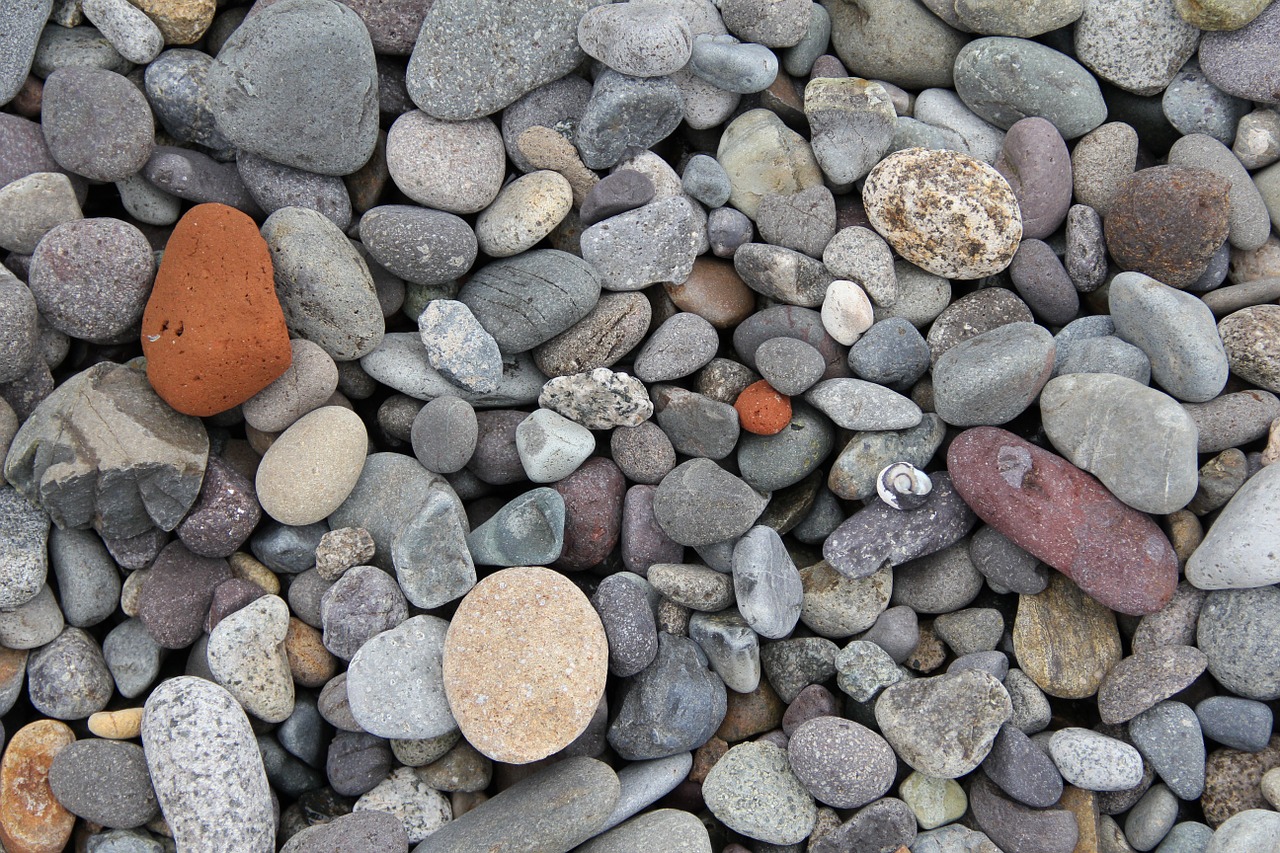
[862,147,1022,280]
[0,719,76,853]
[875,669,1012,778]
[443,567,607,764]
[703,740,817,845]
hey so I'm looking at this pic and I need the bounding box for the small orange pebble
[735,380,792,435]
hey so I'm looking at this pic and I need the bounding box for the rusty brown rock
[0,719,76,853]
[665,257,757,330]
[715,679,785,743]
[1012,573,1122,700]
[1104,166,1232,289]
[947,427,1178,615]
[141,203,292,417]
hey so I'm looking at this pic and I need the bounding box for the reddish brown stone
[0,720,76,853]
[141,203,291,416]
[664,257,756,329]
[715,680,785,743]
[1202,736,1280,827]
[735,380,792,435]
[690,737,728,783]
[947,427,1178,616]
[554,457,625,571]
[1104,166,1231,289]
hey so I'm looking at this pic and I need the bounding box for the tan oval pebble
[285,617,337,689]
[443,566,608,764]
[1013,573,1122,699]
[228,552,281,595]
[120,568,148,617]
[255,406,367,526]
[88,708,145,740]
[862,147,1023,280]
[476,171,573,258]
[1262,766,1280,809]
[0,719,76,853]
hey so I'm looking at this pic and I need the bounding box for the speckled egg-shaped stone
[862,147,1022,280]
[442,566,608,764]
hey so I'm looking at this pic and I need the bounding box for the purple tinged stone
[555,457,625,571]
[177,455,262,559]
[138,541,233,650]
[620,484,684,576]
[994,117,1073,240]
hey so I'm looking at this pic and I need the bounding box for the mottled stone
[1013,572,1123,699]
[874,669,1012,778]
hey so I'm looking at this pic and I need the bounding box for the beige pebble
[517,126,599,206]
[1261,766,1280,809]
[1013,573,1122,699]
[285,617,337,689]
[88,708,144,740]
[476,171,573,258]
[255,406,368,526]
[128,0,215,44]
[228,552,281,595]
[1262,417,1280,465]
[120,569,149,617]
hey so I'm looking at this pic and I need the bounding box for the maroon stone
[137,542,233,649]
[204,578,269,633]
[947,427,1178,616]
[176,454,262,559]
[620,485,684,577]
[781,684,840,736]
[555,457,625,571]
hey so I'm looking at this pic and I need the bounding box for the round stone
[41,67,154,182]
[787,716,896,808]
[703,741,817,846]
[255,406,368,526]
[443,566,608,764]
[387,110,505,214]
[862,148,1023,280]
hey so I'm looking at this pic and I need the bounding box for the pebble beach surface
[2,0,1280,852]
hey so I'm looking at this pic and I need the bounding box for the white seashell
[877,462,932,510]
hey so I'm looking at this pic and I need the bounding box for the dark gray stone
[652,458,768,547]
[144,48,231,151]
[49,739,160,829]
[576,70,684,170]
[465,487,565,567]
[319,565,408,661]
[359,205,477,287]
[1195,696,1274,753]
[982,724,1064,808]
[28,626,113,719]
[42,66,154,181]
[459,250,602,355]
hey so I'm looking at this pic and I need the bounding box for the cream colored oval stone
[862,147,1023,279]
[716,109,824,219]
[443,566,608,764]
[821,279,875,345]
[1013,573,1122,699]
[255,406,367,526]
[88,707,144,739]
[475,170,573,258]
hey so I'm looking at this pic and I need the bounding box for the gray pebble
[914,87,1006,163]
[0,484,50,610]
[236,152,352,231]
[465,487,565,566]
[608,633,726,760]
[1074,0,1199,97]
[0,583,64,649]
[1129,701,1206,801]
[707,206,754,258]
[42,66,153,181]
[970,525,1048,595]
[932,322,1055,426]
[592,573,659,678]
[326,730,392,796]
[0,0,50,103]
[242,339,339,433]
[411,396,477,474]
[143,49,231,152]
[611,422,676,486]
[1195,696,1273,753]
[1059,336,1152,385]
[756,186,837,259]
[756,338,826,396]
[578,3,692,78]
[877,669,1012,779]
[846,318,930,389]
[737,401,834,492]
[359,204,477,287]
[140,146,261,215]
[634,313,719,383]
[418,299,502,393]
[81,0,162,65]
[703,740,816,846]
[1126,784,1179,851]
[983,723,1064,808]
[1168,134,1272,253]
[690,34,777,94]
[459,249,601,354]
[804,377,921,430]
[1155,822,1213,853]
[1199,1,1280,103]
[892,539,985,615]
[688,609,760,694]
[320,564,408,660]
[735,242,834,308]
[576,70,684,170]
[49,738,160,829]
[103,617,163,699]
[581,196,704,292]
[499,74,592,174]
[252,520,328,575]
[0,172,83,256]
[32,23,130,78]
[1162,61,1252,148]
[28,625,113,719]
[391,487,475,609]
[654,387,740,460]
[1009,239,1080,326]
[826,414,946,502]
[1048,728,1145,792]
[581,169,656,226]
[346,615,454,740]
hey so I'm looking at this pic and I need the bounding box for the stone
[28,626,112,719]
[235,151,352,230]
[983,724,1064,808]
[1074,0,1200,97]
[1106,167,1232,290]
[0,485,49,610]
[608,633,727,761]
[875,669,1011,778]
[459,250,600,355]
[387,110,504,214]
[359,205,477,287]
[465,487,565,567]
[391,488,475,609]
[1219,306,1280,394]
[788,716,896,808]
[1130,701,1207,801]
[804,378,920,430]
[411,397,478,475]
[0,173,82,257]
[732,525,803,640]
[47,738,158,829]
[42,67,153,182]
[319,564,408,661]
[326,730,392,796]
[932,322,1055,427]
[344,615,453,741]
[5,361,208,538]
[280,811,409,853]
[1200,1,1280,103]
[969,775,1078,853]
[417,300,502,394]
[826,0,968,90]
[140,204,291,414]
[241,339,338,434]
[255,407,367,526]
[1013,571,1123,700]
[634,313,719,384]
[0,719,76,853]
[862,147,1022,279]
[703,741,816,845]
[716,109,824,219]
[577,808,710,853]
[1098,646,1209,724]
[578,3,691,77]
[581,195,703,291]
[803,76,898,185]
[351,767,450,844]
[1184,390,1280,453]
[1202,736,1280,827]
[1049,728,1146,792]
[444,567,607,763]
[554,457,625,570]
[176,455,261,559]
[948,427,1179,615]
[141,677,275,852]
[1197,586,1280,700]
[1197,696,1274,753]
[476,170,573,257]
[652,458,768,547]
[954,37,1107,140]
[207,0,377,175]
[207,594,295,723]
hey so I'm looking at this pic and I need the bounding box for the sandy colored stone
[0,719,76,853]
[141,203,292,417]
[735,380,792,436]
[1057,785,1100,853]
[862,147,1023,280]
[228,552,281,595]
[1013,573,1122,700]
[255,406,368,526]
[285,617,337,689]
[88,708,145,740]
[127,0,215,43]
[1203,736,1280,827]
[443,566,608,764]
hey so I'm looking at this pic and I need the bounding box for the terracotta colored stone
[947,427,1178,615]
[1202,735,1280,827]
[285,617,338,689]
[0,719,76,853]
[141,203,292,417]
[735,380,792,435]
[906,622,946,674]
[715,679,785,743]
[1104,166,1231,290]
[1013,573,1122,700]
[665,257,757,329]
[690,737,729,783]
[443,567,609,764]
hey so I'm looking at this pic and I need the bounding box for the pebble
[970,775,1078,853]
[688,610,759,694]
[465,486,566,566]
[242,339,339,433]
[351,768,452,844]
[47,738,158,829]
[207,594,295,723]
[235,152,351,230]
[176,455,262,559]
[0,485,49,610]
[1129,701,1207,801]
[1184,390,1280,453]
[1008,239,1079,325]
[1163,64,1252,149]
[862,148,1021,279]
[578,808,711,853]
[1075,0,1199,96]
[326,731,392,796]
[0,172,82,256]
[386,110,503,214]
[141,677,275,852]
[899,772,967,831]
[411,397,478,474]
[1186,461,1280,587]
[788,716,896,809]
[954,38,1107,140]
[359,204,477,286]
[983,723,1065,808]
[140,201,293,412]
[0,719,76,853]
[579,3,691,78]
[1197,586,1280,701]
[634,313,719,384]
[319,564,408,661]
[1219,306,1280,394]
[280,811,408,853]
[28,626,113,720]
[716,109,824,219]
[803,77,897,186]
[475,170,573,257]
[207,0,377,175]
[255,406,367,527]
[390,487,475,609]
[42,67,153,182]
[1199,1,1280,103]
[891,540,985,615]
[1012,572,1123,699]
[933,322,1054,426]
[1097,645,1208,725]
[994,117,1072,240]
[875,668,1011,779]
[1049,728,1146,792]
[703,740,816,845]
[1196,697,1274,753]
[576,71,684,170]
[0,584,64,650]
[827,0,967,89]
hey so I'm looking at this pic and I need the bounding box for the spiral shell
[877,462,932,510]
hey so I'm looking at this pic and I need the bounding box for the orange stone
[141,203,291,416]
[0,720,76,853]
[735,380,792,435]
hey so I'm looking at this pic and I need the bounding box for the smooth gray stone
[756,186,836,259]
[681,154,731,210]
[826,414,946,502]
[1187,461,1280,588]
[48,738,160,829]
[1156,822,1213,853]
[49,526,119,628]
[1109,271,1230,404]
[654,387,740,461]
[459,249,601,353]
[1074,0,1199,97]
[915,87,1006,164]
[1040,373,1199,514]
[688,610,760,694]
[736,401,833,493]
[281,811,408,853]
[761,637,839,702]
[142,677,275,852]
[608,633,726,760]
[581,168,658,225]
[3,361,208,539]
[262,206,384,361]
[465,487,565,566]
[207,0,378,175]
[1202,809,1280,853]
[85,829,164,853]
[1195,696,1273,753]
[103,617,163,699]
[1163,63,1251,149]
[411,396,478,474]
[362,334,547,408]
[346,615,454,740]
[143,48,230,151]
[358,204,477,287]
[328,452,452,571]
[970,525,1048,595]
[320,564,408,661]
[804,378,921,430]
[251,520,329,575]
[277,692,327,769]
[1197,0,1280,103]
[31,23,131,78]
[734,242,834,308]
[237,151,352,231]
[42,66,154,181]
[703,741,818,846]
[652,458,768,547]
[406,0,590,121]
[391,487,474,609]
[591,573,659,678]
[0,484,49,610]
[500,74,592,173]
[141,146,260,214]
[983,724,1064,808]
[732,525,803,640]
[409,756,619,853]
[633,313,718,384]
[826,0,968,90]
[578,808,710,853]
[580,196,704,292]
[782,1,830,76]
[0,0,53,104]
[28,625,112,719]
[0,270,40,380]
[257,735,323,799]
[892,539,985,615]
[1058,336,1152,385]
[932,322,1055,427]
[0,583,63,649]
[690,34,777,94]
[1127,783,1179,851]
[954,37,1106,139]
[1129,701,1207,800]
[1169,134,1272,253]
[836,639,902,702]
[576,70,684,170]
[876,670,1012,779]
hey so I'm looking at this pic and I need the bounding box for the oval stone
[862,148,1022,279]
[0,720,76,853]
[1012,572,1122,699]
[255,406,368,526]
[443,566,608,764]
[1187,463,1280,589]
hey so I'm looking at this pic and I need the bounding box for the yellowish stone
[1057,785,1100,853]
[1013,573,1122,699]
[88,708,144,740]
[228,552,281,595]
[899,771,967,830]
[0,720,76,853]
[127,0,215,44]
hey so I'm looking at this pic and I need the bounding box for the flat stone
[788,716,896,808]
[1097,645,1208,725]
[358,204,477,287]
[1129,701,1207,801]
[387,110,504,214]
[391,488,475,609]
[652,458,768,547]
[47,738,159,829]
[948,426,1179,615]
[345,615,453,741]
[874,669,1012,778]
[459,250,601,355]
[1197,696,1274,753]
[803,76,897,185]
[141,677,274,852]
[207,594,295,723]
[969,775,1078,853]
[465,487,565,567]
[207,0,377,175]
[319,564,407,661]
[1049,728,1145,792]
[444,567,607,764]
[983,724,1064,808]
[826,0,968,90]
[1012,572,1122,699]
[577,808,710,853]
[1200,1,1280,103]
